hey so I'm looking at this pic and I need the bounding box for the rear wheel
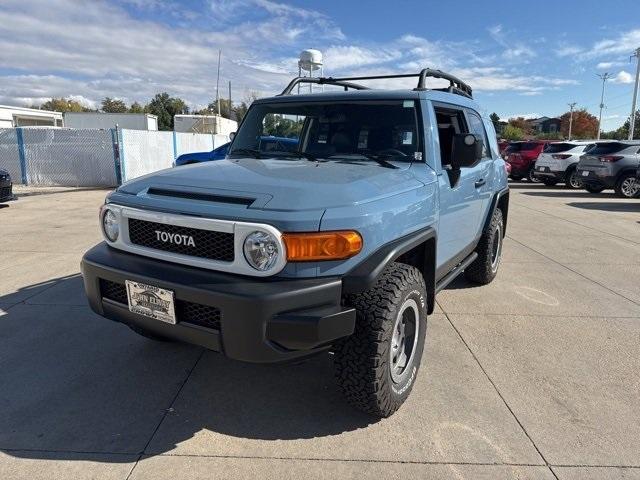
[615,173,640,198]
[566,167,583,189]
[334,263,427,417]
[584,184,605,194]
[465,208,504,285]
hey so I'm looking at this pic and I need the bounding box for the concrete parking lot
[1,184,639,480]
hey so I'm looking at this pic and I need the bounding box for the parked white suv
[534,141,596,188]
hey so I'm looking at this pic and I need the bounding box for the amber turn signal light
[282,231,363,262]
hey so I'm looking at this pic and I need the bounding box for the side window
[434,107,468,169]
[466,110,490,159]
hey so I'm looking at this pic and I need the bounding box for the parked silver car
[576,141,640,197]
[534,141,596,188]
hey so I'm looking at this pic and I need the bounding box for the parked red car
[505,141,550,182]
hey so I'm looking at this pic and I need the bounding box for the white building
[174,114,237,136]
[0,105,63,128]
[64,112,158,130]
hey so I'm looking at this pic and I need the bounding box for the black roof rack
[279,68,473,98]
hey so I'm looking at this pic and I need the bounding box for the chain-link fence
[0,127,228,186]
[22,128,117,186]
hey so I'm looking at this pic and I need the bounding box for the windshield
[587,142,630,155]
[229,100,421,163]
[506,142,540,153]
[544,143,576,154]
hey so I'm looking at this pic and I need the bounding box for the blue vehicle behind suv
[82,69,508,417]
[175,136,299,166]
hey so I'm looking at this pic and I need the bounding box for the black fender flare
[342,226,437,314]
[482,187,509,235]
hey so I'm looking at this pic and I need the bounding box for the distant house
[174,114,237,136]
[527,116,561,134]
[0,105,63,128]
[63,112,158,130]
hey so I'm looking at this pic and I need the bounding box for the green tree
[502,124,524,141]
[39,98,90,113]
[489,112,500,128]
[146,92,189,130]
[128,101,145,114]
[262,114,304,138]
[196,98,234,119]
[612,110,640,140]
[101,97,128,113]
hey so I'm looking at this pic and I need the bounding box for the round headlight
[243,231,280,271]
[102,208,119,242]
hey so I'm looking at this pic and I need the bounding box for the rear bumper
[81,243,355,363]
[533,168,565,181]
[575,168,616,188]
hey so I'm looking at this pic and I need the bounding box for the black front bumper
[81,243,355,363]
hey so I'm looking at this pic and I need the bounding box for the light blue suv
[82,69,508,417]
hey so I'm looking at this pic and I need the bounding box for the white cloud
[488,24,536,61]
[611,70,633,84]
[556,45,582,57]
[324,45,401,71]
[596,61,623,69]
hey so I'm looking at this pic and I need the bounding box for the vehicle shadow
[0,275,376,463]
[566,201,640,213]
[520,191,618,199]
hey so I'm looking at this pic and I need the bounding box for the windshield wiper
[326,153,399,169]
[268,150,322,163]
[229,148,261,159]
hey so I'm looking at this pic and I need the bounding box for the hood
[118,157,422,211]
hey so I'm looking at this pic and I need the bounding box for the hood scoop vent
[146,187,255,206]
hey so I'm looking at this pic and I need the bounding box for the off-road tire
[129,325,175,342]
[465,208,504,285]
[584,184,605,194]
[334,263,427,417]
[614,173,640,198]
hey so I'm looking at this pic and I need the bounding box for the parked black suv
[0,169,14,203]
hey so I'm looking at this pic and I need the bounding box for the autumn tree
[39,98,90,112]
[507,117,532,135]
[101,97,128,113]
[559,108,598,139]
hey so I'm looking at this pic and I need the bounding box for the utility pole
[596,72,612,140]
[228,80,232,119]
[215,49,222,116]
[567,102,577,140]
[628,47,640,140]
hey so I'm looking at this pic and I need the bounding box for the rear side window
[544,143,576,154]
[588,142,628,155]
[466,110,490,158]
[521,142,540,150]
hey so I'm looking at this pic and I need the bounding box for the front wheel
[465,208,504,285]
[334,263,427,417]
[615,173,640,198]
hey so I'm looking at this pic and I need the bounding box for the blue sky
[1,0,639,130]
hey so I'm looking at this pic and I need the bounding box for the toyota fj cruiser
[82,69,509,417]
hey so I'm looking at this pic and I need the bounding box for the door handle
[475,178,486,188]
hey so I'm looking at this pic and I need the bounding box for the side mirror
[451,134,482,169]
[229,131,236,141]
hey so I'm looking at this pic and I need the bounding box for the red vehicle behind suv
[505,141,548,182]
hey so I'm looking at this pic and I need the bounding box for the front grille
[128,218,234,262]
[99,279,221,330]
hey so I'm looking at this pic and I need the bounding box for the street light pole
[628,47,640,140]
[567,102,577,140]
[596,72,612,140]
[215,49,222,116]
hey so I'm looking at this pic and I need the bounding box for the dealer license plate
[125,281,176,324]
